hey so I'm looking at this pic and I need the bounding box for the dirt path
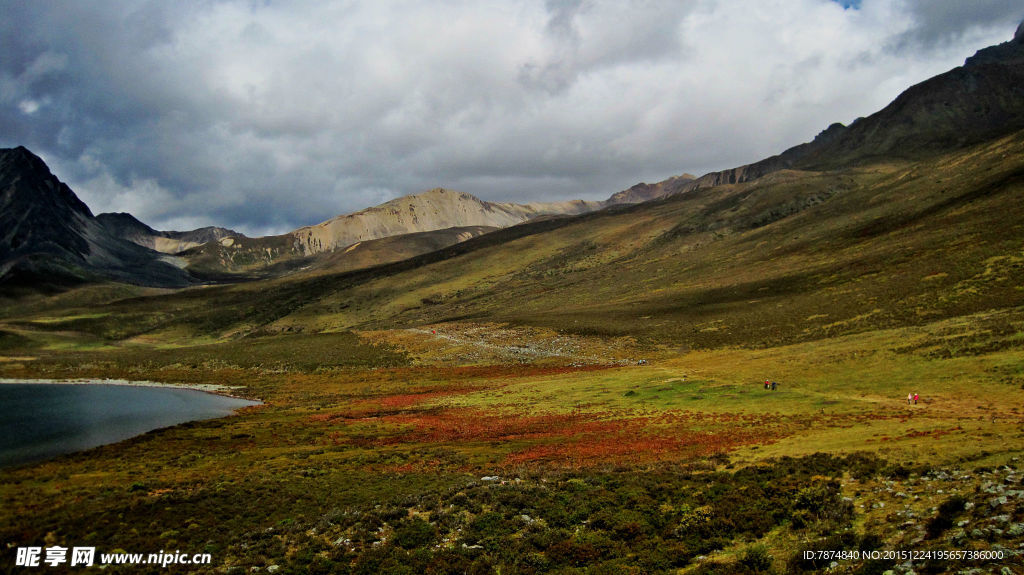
[405,324,641,366]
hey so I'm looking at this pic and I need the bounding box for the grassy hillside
[178,225,496,281]
[4,130,1021,349]
[275,130,1024,349]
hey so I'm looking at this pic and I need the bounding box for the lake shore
[0,378,259,401]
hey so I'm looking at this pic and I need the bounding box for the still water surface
[0,383,259,467]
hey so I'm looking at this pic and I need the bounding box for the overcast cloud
[0,1,1020,236]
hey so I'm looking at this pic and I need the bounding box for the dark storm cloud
[519,1,691,94]
[897,0,1022,48]
[0,1,1019,236]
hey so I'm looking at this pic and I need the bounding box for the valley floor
[2,314,1024,574]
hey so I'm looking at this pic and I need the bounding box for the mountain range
[2,25,1023,293]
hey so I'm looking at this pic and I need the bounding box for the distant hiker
[771,381,777,391]
[913,393,919,405]
[431,329,436,335]
[907,393,912,405]
[764,380,770,390]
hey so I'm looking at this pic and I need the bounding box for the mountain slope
[27,130,1023,348]
[793,32,1024,169]
[604,174,697,204]
[0,147,195,291]
[165,188,602,278]
[1,153,605,285]
[290,188,602,256]
[270,130,1024,347]
[180,225,496,280]
[97,212,237,255]
[647,27,1024,198]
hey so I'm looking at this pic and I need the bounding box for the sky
[1,1,1020,236]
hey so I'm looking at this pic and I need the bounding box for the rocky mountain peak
[0,146,93,218]
[2,146,49,175]
[415,187,474,202]
[1015,19,1024,44]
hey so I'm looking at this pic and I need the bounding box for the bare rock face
[1016,19,1024,44]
